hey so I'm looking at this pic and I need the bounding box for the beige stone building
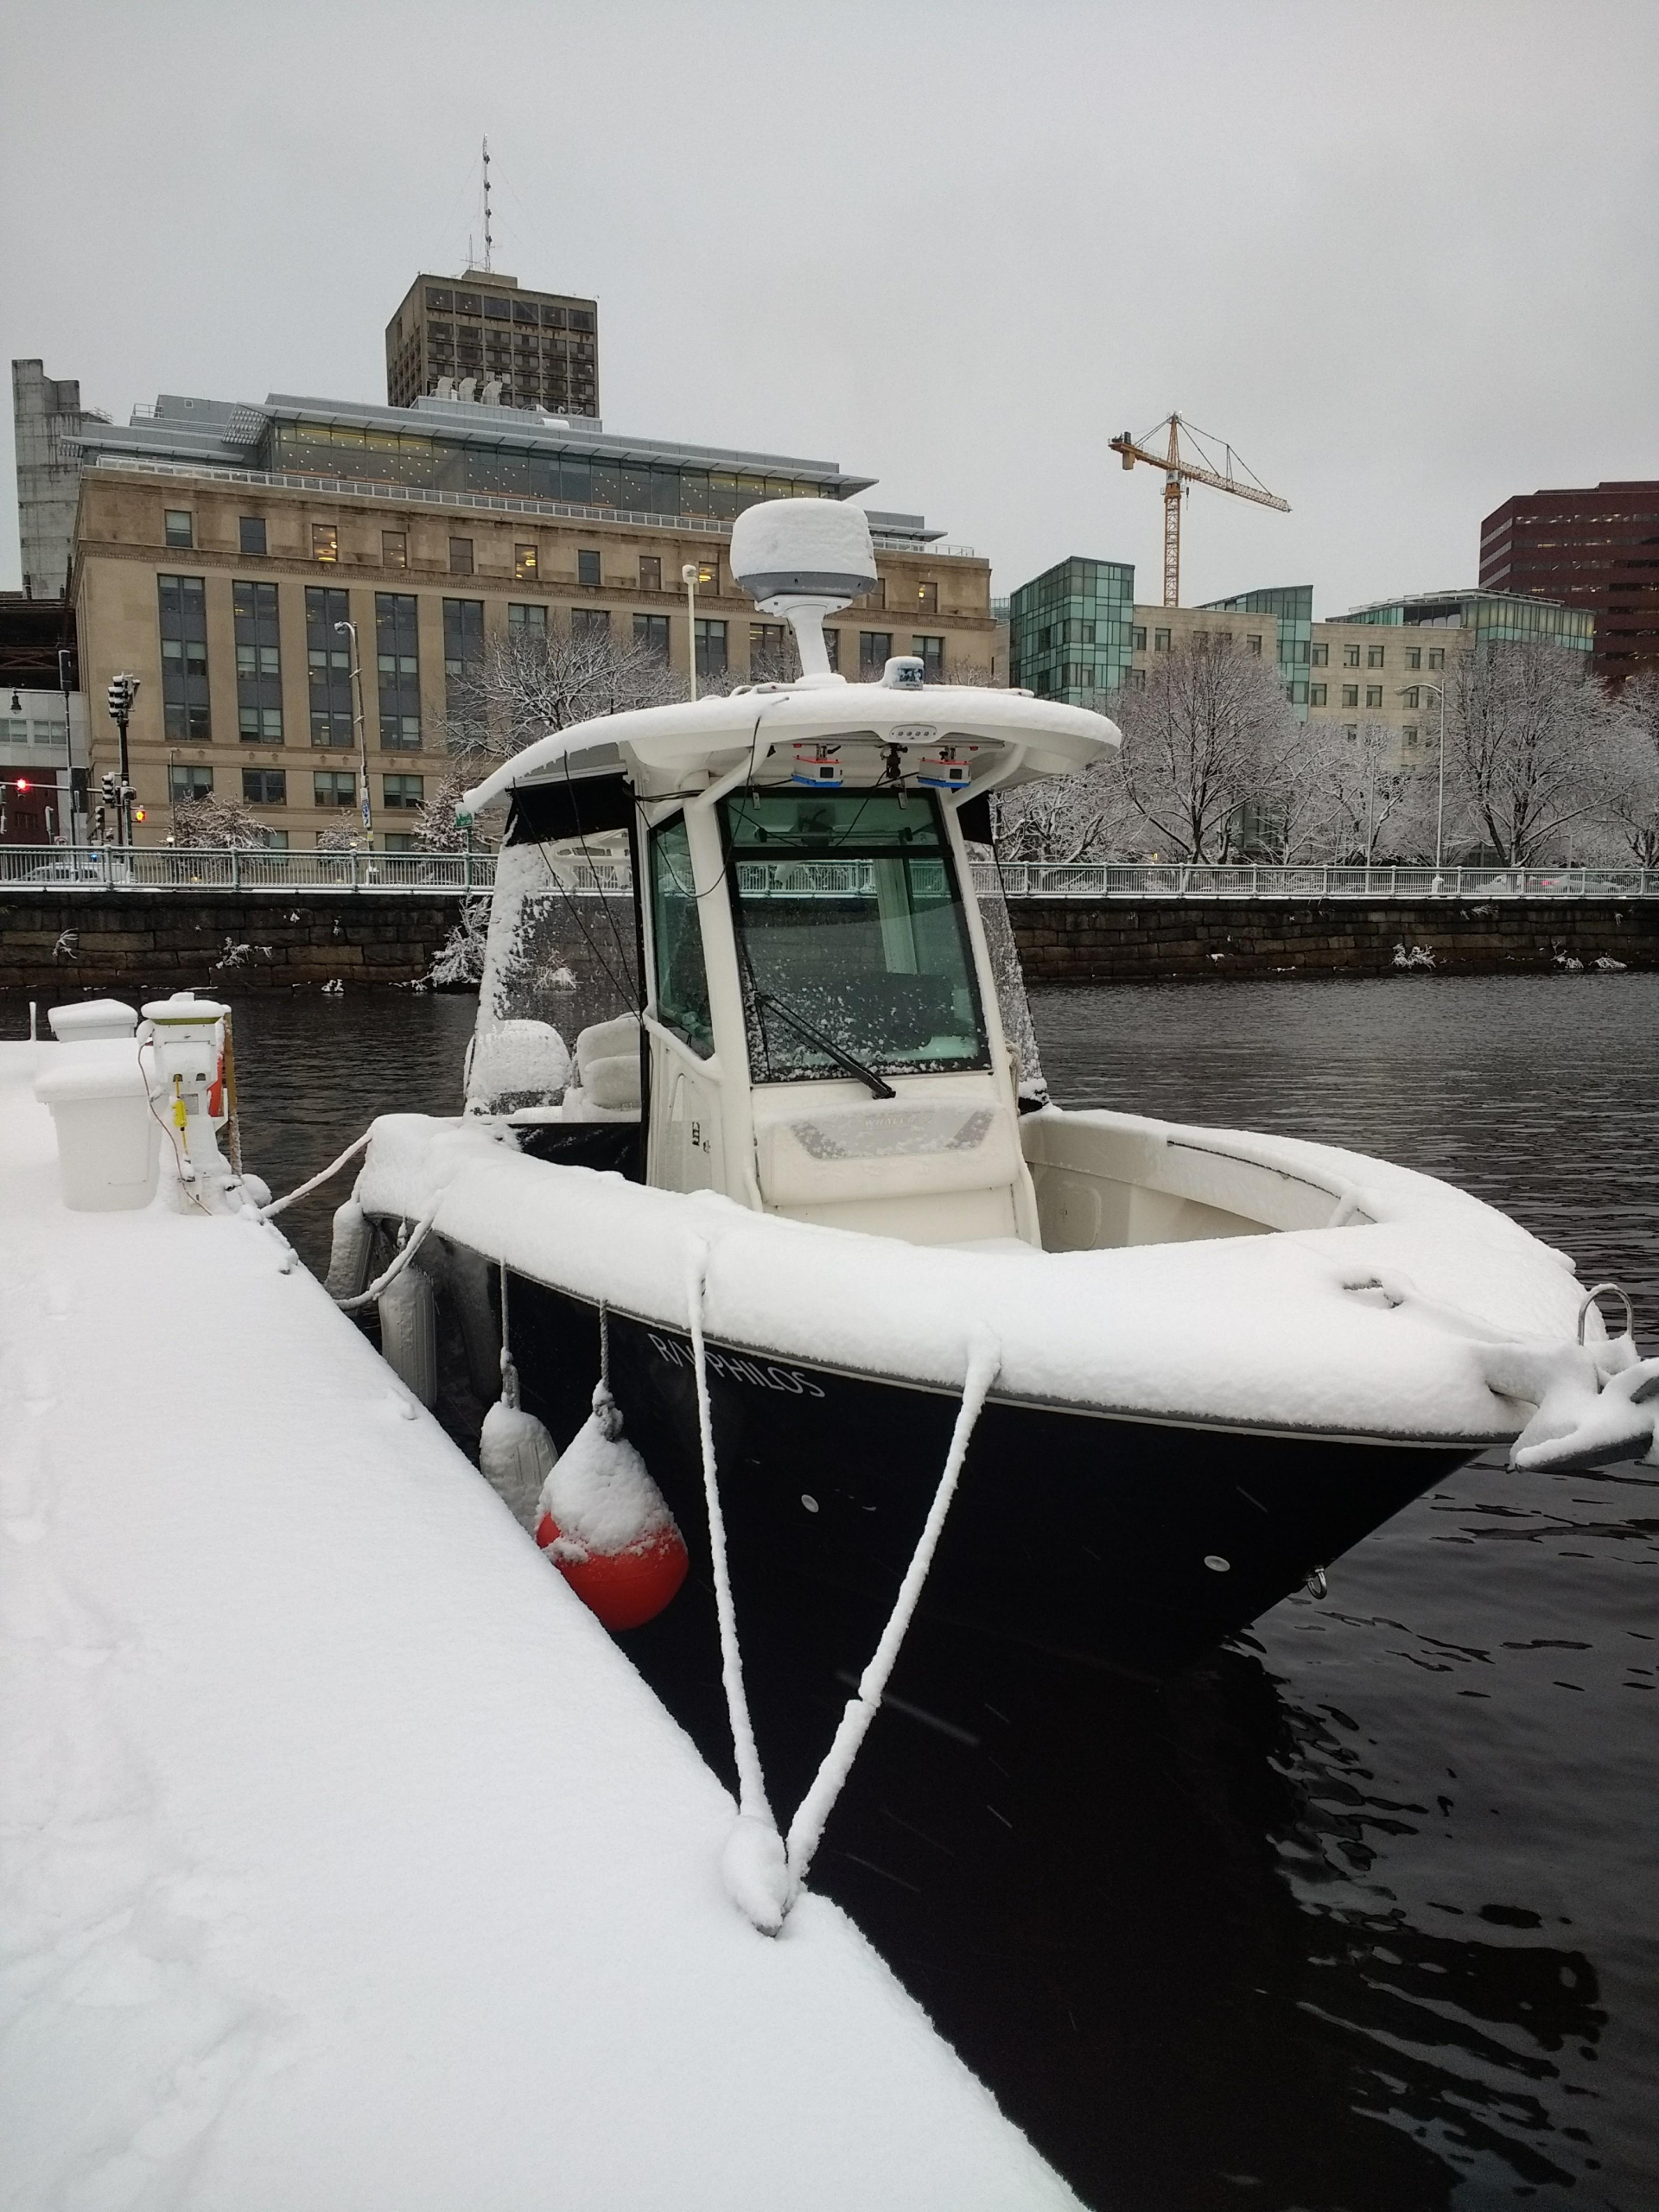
[385,270,599,416]
[1126,601,1282,690]
[67,393,994,849]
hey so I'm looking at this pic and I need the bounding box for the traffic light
[105,673,139,722]
[14,778,28,793]
[100,771,118,805]
[132,806,147,824]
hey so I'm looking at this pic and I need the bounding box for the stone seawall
[1008,898,1659,983]
[0,892,465,992]
[3,890,1656,996]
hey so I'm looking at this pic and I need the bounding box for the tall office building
[1479,480,1659,685]
[385,271,600,418]
[11,359,108,601]
[60,388,994,847]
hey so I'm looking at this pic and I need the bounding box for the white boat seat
[565,1013,642,1122]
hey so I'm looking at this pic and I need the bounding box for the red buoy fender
[536,1513,690,1632]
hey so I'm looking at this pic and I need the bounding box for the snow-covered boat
[351,499,1657,1679]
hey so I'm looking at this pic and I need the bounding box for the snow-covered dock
[0,1041,1076,2211]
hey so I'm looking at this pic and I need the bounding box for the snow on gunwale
[356,1107,1586,1446]
[0,1043,1078,2212]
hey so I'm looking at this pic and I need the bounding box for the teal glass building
[1200,584,1314,715]
[1008,558,1135,702]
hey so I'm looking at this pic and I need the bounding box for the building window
[1343,643,1360,668]
[1365,685,1382,709]
[1154,627,1171,652]
[916,582,939,615]
[639,556,662,591]
[1367,645,1384,669]
[912,634,944,678]
[1131,625,1147,651]
[312,524,339,564]
[238,516,267,556]
[305,586,354,747]
[823,627,840,672]
[383,834,417,854]
[233,580,283,743]
[1290,681,1308,703]
[448,537,474,576]
[168,763,214,802]
[242,768,286,805]
[1310,683,1327,706]
[1128,667,1146,690]
[513,543,538,582]
[442,598,486,714]
[573,607,611,640]
[158,574,211,742]
[1402,686,1421,709]
[634,613,671,661]
[262,830,289,850]
[376,593,421,750]
[508,602,547,636]
[859,631,893,675]
[694,619,727,678]
[314,770,357,808]
[382,772,424,810]
[1342,685,1359,709]
[1406,646,1421,671]
[165,510,194,549]
[1427,647,1445,670]
[383,531,408,569]
[1248,633,1263,656]
[1343,724,1357,740]
[694,555,718,594]
[1311,641,1328,666]
[167,760,212,804]
[1404,727,1421,747]
[577,549,601,587]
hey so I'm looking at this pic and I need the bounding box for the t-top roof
[461,676,1119,815]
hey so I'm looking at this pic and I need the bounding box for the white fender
[480,1396,557,1530]
[378,1260,437,1408]
[325,1197,372,1300]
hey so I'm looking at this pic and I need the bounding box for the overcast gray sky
[4,0,1656,615]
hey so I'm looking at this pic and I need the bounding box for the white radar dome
[730,498,877,608]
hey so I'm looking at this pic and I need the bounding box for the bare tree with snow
[1605,668,1659,867]
[1114,638,1302,861]
[169,794,275,849]
[443,620,683,766]
[1440,641,1630,866]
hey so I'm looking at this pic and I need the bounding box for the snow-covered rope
[785,1332,1001,1896]
[257,1130,372,1221]
[334,1203,440,1313]
[684,1249,775,1828]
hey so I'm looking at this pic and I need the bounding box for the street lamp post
[1398,679,1449,882]
[335,620,373,843]
[682,563,701,702]
[105,673,140,846]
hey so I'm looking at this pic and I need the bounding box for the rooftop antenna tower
[482,136,493,273]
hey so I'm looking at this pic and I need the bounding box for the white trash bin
[48,998,139,1044]
[33,1041,161,1211]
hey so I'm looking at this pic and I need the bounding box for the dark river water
[6,976,1656,2211]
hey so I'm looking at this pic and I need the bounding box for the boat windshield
[722,788,988,1083]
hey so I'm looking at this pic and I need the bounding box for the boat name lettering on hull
[646,1333,825,1399]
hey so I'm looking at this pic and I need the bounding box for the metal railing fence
[2,848,1655,901]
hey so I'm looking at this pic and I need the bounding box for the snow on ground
[0,1043,1077,2212]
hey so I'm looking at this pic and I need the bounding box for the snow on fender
[535,1381,689,1631]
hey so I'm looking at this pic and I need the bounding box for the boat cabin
[461,499,1123,1250]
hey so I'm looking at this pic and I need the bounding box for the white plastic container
[48,998,140,1044]
[33,1040,160,1211]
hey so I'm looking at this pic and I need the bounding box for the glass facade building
[1008,558,1135,702]
[1340,590,1593,654]
[1200,584,1313,715]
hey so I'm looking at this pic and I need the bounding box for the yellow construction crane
[1109,414,1289,608]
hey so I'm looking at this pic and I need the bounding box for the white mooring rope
[334,1202,441,1313]
[256,1129,372,1220]
[684,1240,1000,1929]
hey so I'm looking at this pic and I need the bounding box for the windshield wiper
[752,987,896,1100]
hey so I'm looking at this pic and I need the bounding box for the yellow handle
[171,1076,188,1130]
